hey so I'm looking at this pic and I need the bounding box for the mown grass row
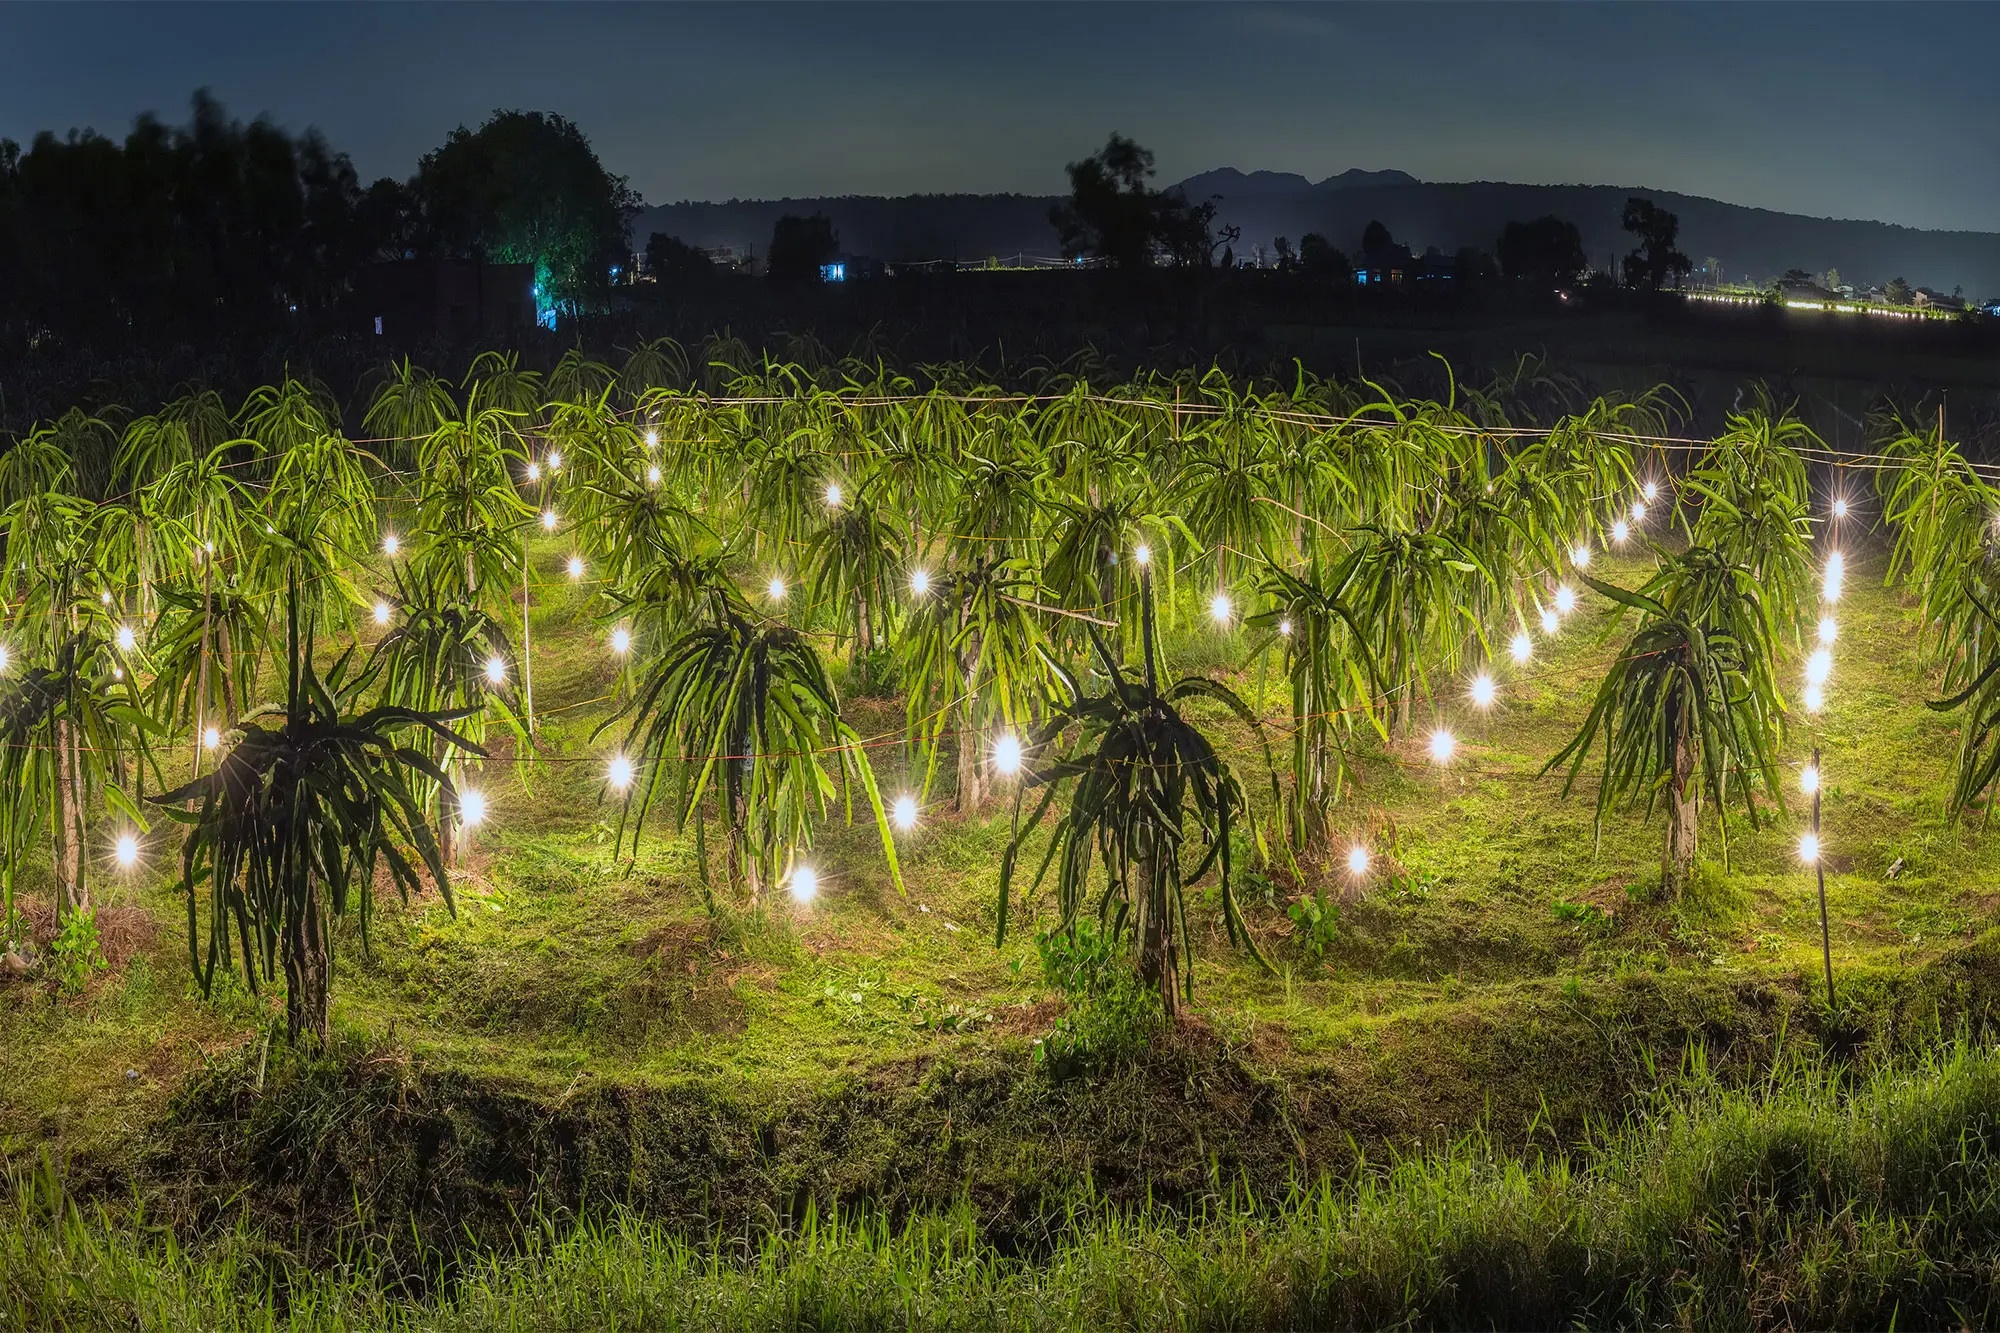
[8,1040,2000,1330]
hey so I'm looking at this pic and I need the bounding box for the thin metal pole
[1812,744,1833,1006]
[521,532,534,743]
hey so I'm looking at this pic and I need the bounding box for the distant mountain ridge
[630,169,2000,296]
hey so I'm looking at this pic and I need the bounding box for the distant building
[1777,278,1839,303]
[1354,241,1414,286]
[1415,246,1457,284]
[1913,287,1964,311]
[355,259,536,340]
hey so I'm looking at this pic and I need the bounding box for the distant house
[1913,287,1964,311]
[354,259,537,340]
[1354,241,1415,286]
[1415,247,1457,284]
[1776,277,1838,302]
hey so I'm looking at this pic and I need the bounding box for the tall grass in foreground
[8,1044,2000,1330]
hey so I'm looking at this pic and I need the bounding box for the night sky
[3,2,1997,232]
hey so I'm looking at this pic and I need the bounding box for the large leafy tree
[1497,216,1588,284]
[1546,549,1785,897]
[1620,196,1693,291]
[1049,133,1234,270]
[414,109,640,318]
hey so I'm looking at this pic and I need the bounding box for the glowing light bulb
[1133,543,1151,567]
[646,464,661,486]
[767,576,786,602]
[0,646,9,671]
[1611,520,1630,545]
[611,627,631,655]
[892,795,918,831]
[99,591,111,605]
[201,726,219,751]
[1469,673,1496,708]
[993,733,1023,776]
[115,834,138,868]
[1805,648,1832,686]
[1570,543,1591,568]
[1511,632,1532,664]
[116,625,136,652]
[607,754,634,791]
[1278,617,1293,637]
[789,864,818,903]
[541,509,558,532]
[1428,729,1456,764]
[112,667,123,680]
[910,569,930,597]
[485,655,506,685]
[825,482,842,508]
[1209,592,1232,625]
[1540,608,1560,635]
[1803,682,1826,713]
[1824,552,1844,602]
[568,556,584,580]
[203,541,214,555]
[373,601,391,625]
[383,533,400,557]
[548,450,563,472]
[1800,764,1820,796]
[1798,832,1820,865]
[1554,584,1577,615]
[1643,481,1660,503]
[1631,500,1647,522]
[1832,497,1848,520]
[644,429,659,449]
[525,461,541,483]
[1817,616,1837,645]
[459,789,486,826]
[1347,843,1371,877]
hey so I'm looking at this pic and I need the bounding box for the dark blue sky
[3,2,1997,231]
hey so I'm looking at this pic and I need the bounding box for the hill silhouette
[632,171,2000,296]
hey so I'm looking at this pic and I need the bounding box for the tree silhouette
[415,109,639,317]
[1050,134,1159,270]
[0,91,394,344]
[1360,219,1394,254]
[1297,233,1348,279]
[1496,216,1587,283]
[766,213,839,283]
[1619,197,1693,291]
[1049,133,1235,270]
[644,231,714,286]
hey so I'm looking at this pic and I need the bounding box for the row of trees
[1253,200,1691,291]
[0,93,637,347]
[2,348,1992,1042]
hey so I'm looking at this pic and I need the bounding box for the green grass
[5,540,2000,1326]
[9,1043,2000,1329]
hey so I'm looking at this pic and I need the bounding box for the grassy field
[6,537,2000,1327]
